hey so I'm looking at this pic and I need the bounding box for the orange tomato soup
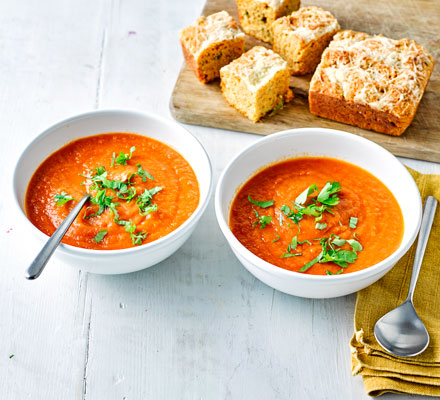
[229,158,404,275]
[26,133,199,250]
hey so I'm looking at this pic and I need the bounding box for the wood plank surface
[170,0,440,162]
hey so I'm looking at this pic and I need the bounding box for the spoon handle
[406,196,438,302]
[25,194,90,280]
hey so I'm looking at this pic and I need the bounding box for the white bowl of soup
[215,128,422,298]
[13,109,212,274]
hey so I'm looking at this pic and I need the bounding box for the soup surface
[26,133,199,250]
[229,157,404,275]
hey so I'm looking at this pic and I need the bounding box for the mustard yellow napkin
[351,168,440,397]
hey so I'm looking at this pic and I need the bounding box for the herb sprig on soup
[26,133,200,250]
[229,157,404,275]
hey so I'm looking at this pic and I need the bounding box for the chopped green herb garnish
[54,191,75,206]
[339,221,343,226]
[137,187,162,215]
[111,152,116,167]
[299,252,323,272]
[281,253,303,258]
[139,203,158,216]
[299,234,363,273]
[317,181,341,205]
[347,239,363,252]
[326,269,344,275]
[131,231,147,246]
[248,195,274,208]
[298,239,312,246]
[9,354,14,359]
[287,235,298,252]
[278,212,283,226]
[315,222,327,230]
[120,219,147,245]
[84,189,115,219]
[272,234,280,243]
[136,164,154,182]
[93,230,108,243]
[349,217,358,229]
[252,209,272,229]
[115,146,135,165]
[332,237,346,246]
[280,181,340,226]
[295,184,318,205]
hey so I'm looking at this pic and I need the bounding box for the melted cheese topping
[310,30,434,117]
[278,6,340,43]
[221,46,288,92]
[179,11,244,57]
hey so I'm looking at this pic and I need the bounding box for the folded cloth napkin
[351,168,440,397]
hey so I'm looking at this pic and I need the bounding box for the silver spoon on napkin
[25,194,90,280]
[374,195,437,357]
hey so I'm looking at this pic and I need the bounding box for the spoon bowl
[374,300,429,357]
[374,196,437,357]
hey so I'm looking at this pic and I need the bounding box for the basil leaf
[315,222,327,230]
[54,191,75,206]
[295,184,318,205]
[136,164,154,182]
[115,146,135,165]
[299,251,323,272]
[288,235,298,251]
[326,269,344,275]
[93,230,108,243]
[281,253,303,258]
[248,195,274,208]
[272,234,280,243]
[258,215,272,229]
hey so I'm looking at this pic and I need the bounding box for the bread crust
[309,90,411,135]
[309,30,434,135]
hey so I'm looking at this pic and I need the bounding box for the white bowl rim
[215,127,422,282]
[12,108,213,257]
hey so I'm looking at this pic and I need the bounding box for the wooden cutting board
[170,0,440,163]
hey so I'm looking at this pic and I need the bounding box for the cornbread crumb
[309,30,434,135]
[236,0,300,43]
[220,46,293,122]
[179,11,245,83]
[272,6,340,75]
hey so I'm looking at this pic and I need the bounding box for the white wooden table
[1,1,439,399]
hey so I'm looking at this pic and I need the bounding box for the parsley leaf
[136,164,154,182]
[54,191,75,206]
[248,195,274,208]
[93,230,108,243]
[317,181,341,205]
[349,217,358,229]
[115,146,135,165]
